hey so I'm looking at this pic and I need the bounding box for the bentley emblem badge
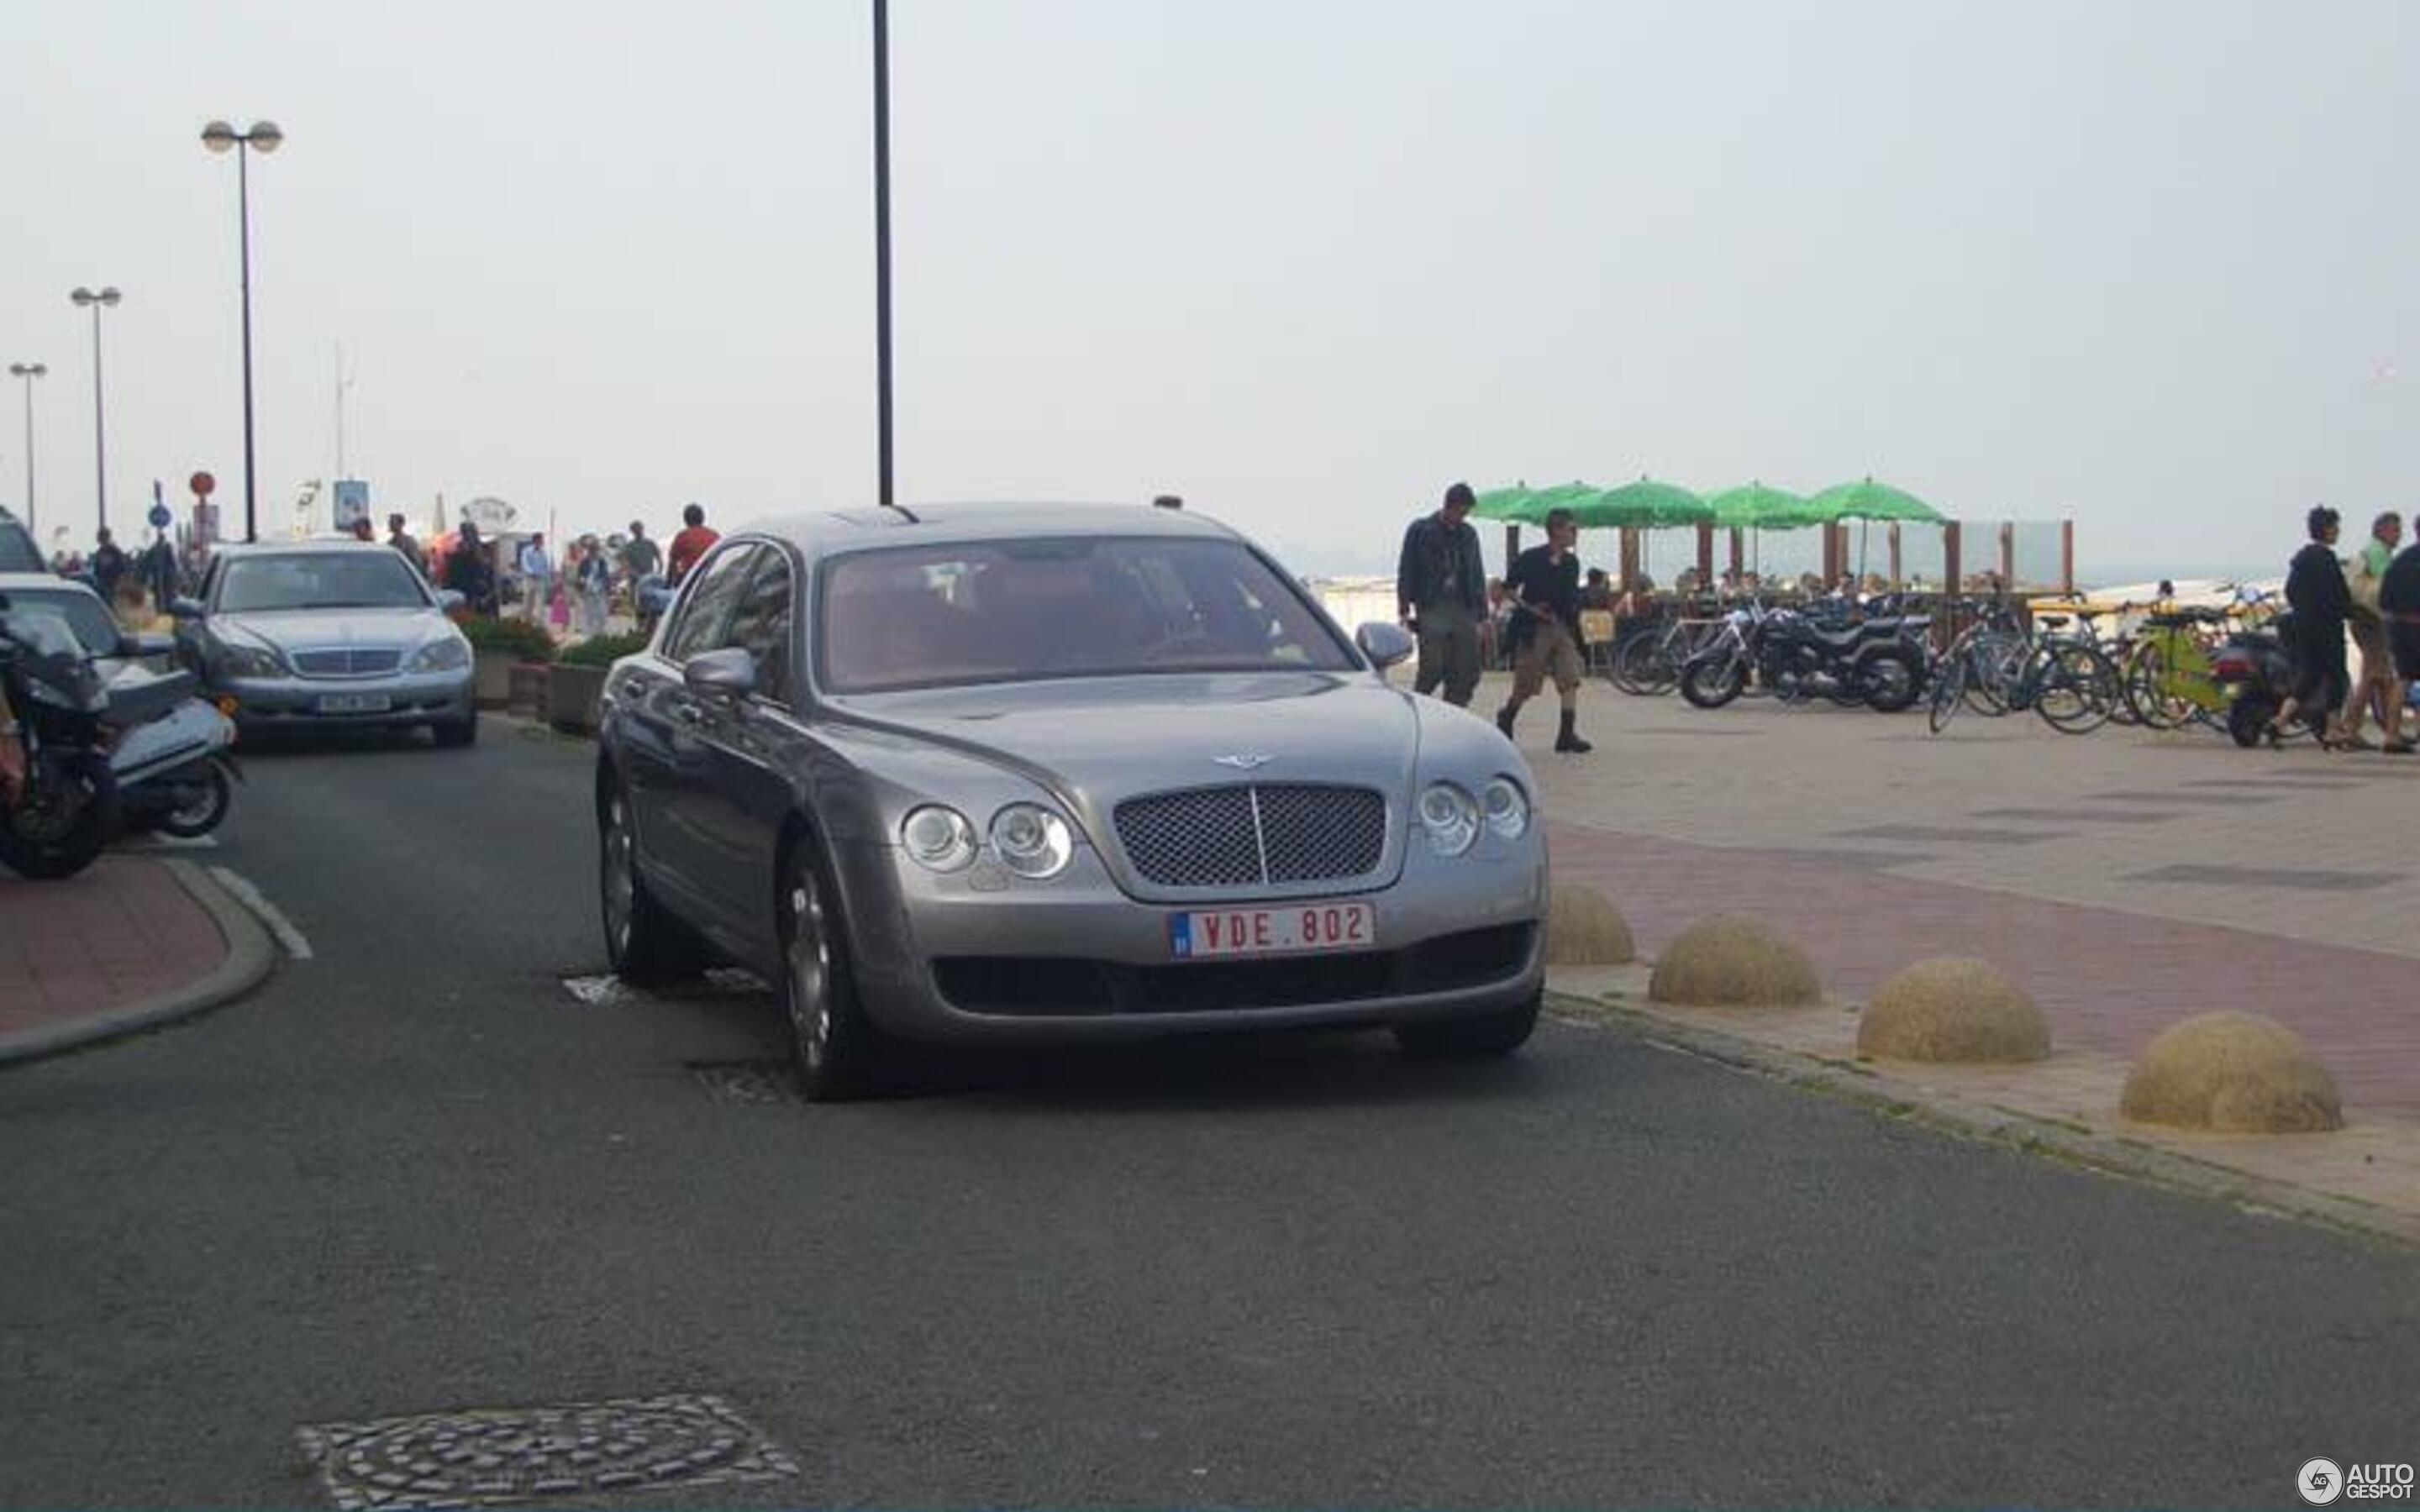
[1212,753,1276,771]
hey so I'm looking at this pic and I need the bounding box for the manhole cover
[689,1061,801,1105]
[297,1393,798,1508]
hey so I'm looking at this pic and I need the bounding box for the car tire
[432,711,478,748]
[778,843,899,1102]
[599,786,704,984]
[1392,991,1541,1059]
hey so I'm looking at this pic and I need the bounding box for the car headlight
[1418,781,1480,858]
[213,642,284,678]
[990,803,1074,879]
[900,805,978,873]
[1481,776,1530,840]
[412,635,471,672]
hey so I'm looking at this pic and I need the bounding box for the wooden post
[1887,523,1902,587]
[1504,524,1520,580]
[2060,519,2075,596]
[1728,527,1744,580]
[1942,521,1963,650]
[1696,522,1715,585]
[1619,528,1641,591]
[1998,522,2016,591]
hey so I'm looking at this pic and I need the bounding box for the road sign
[148,503,172,530]
[190,470,216,498]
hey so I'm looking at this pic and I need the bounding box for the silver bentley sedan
[171,540,478,745]
[596,504,1548,1100]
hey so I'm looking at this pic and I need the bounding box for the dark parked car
[0,507,40,572]
[597,503,1549,1100]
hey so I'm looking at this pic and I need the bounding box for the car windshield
[218,553,429,613]
[0,588,119,656]
[819,536,1357,693]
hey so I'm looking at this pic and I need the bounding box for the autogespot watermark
[2299,1458,2417,1504]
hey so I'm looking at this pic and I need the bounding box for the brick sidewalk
[0,858,231,1040]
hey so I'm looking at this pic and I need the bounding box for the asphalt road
[2,722,2414,1509]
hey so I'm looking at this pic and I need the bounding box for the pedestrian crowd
[2267,504,2420,753]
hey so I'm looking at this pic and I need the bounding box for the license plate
[1169,902,1377,960]
[316,692,392,714]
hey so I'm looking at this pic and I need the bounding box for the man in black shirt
[1494,507,1591,753]
[2381,511,2420,712]
[89,528,129,609]
[1395,481,1488,706]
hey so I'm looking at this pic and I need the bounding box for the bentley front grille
[1113,783,1386,889]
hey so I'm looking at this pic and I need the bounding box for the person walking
[88,528,128,606]
[516,532,554,621]
[1393,481,1488,706]
[2381,513,2420,739]
[618,520,662,586]
[448,522,497,616]
[387,512,421,569]
[2340,510,2408,752]
[572,536,612,636]
[1494,506,1593,753]
[139,530,179,616]
[667,503,718,586]
[2270,505,2354,748]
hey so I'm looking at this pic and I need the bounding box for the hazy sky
[5,0,2414,580]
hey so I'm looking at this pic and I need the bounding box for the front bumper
[212,668,476,730]
[834,837,1549,1047]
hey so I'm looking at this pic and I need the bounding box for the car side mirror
[1355,621,1416,669]
[168,597,205,621]
[118,632,175,659]
[682,646,757,700]
[434,589,465,612]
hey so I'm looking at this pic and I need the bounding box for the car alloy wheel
[786,869,835,1074]
[602,795,637,958]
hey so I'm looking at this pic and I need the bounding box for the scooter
[110,679,240,838]
[0,595,124,878]
[2209,612,2313,748]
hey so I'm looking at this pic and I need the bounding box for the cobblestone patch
[297,1394,800,1508]
[687,1060,802,1105]
[2120,864,2404,893]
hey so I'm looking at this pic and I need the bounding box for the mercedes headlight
[1481,776,1530,840]
[213,641,284,678]
[1418,781,1480,858]
[412,635,471,672]
[990,803,1074,879]
[900,805,978,873]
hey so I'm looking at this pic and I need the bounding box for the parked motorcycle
[112,682,240,838]
[0,594,123,878]
[1680,601,1927,712]
[2209,613,2310,748]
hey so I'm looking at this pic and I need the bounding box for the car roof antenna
[880,501,920,524]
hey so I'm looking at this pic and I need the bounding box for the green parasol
[1470,480,1600,524]
[1565,476,1714,529]
[1804,476,1945,524]
[1705,482,1818,530]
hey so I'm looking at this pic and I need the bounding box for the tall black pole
[873,0,894,510]
[89,305,107,540]
[239,143,260,543]
[18,375,34,538]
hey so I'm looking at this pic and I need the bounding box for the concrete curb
[0,858,277,1067]
[1546,990,2420,1252]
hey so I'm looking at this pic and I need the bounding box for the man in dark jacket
[1494,506,1592,753]
[1395,481,1488,706]
[448,522,497,616]
[2381,512,2420,719]
[2274,504,2353,745]
[89,528,129,608]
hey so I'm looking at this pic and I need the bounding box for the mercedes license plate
[316,692,392,714]
[1169,902,1376,960]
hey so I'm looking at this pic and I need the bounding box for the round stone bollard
[1648,915,1821,1008]
[1856,958,2050,1063]
[1544,883,1635,966]
[2119,1011,2344,1133]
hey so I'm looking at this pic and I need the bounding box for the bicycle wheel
[1927,652,1968,733]
[1966,632,2023,716]
[2033,641,2120,734]
[2123,639,2185,730]
[1611,632,1676,696]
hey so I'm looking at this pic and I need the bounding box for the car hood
[216,606,444,648]
[835,671,1422,804]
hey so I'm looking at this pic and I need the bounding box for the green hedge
[558,630,651,669]
[458,615,559,663]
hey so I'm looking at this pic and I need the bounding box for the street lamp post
[7,362,43,537]
[202,118,283,544]
[68,287,121,540]
[872,0,893,510]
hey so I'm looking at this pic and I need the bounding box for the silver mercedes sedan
[172,541,477,745]
[596,504,1547,1100]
